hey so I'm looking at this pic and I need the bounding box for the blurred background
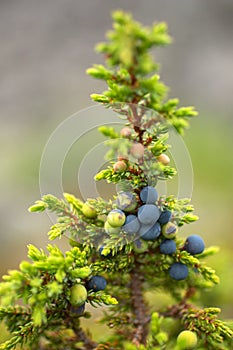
[0,0,233,339]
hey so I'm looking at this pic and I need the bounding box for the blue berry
[140,186,158,204]
[139,222,161,241]
[137,204,160,225]
[134,239,143,249]
[169,263,189,280]
[86,276,107,292]
[122,215,140,234]
[116,191,138,212]
[158,210,172,225]
[70,303,85,315]
[160,239,176,255]
[184,235,205,255]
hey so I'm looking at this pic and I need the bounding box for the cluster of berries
[103,186,205,281]
[69,275,107,315]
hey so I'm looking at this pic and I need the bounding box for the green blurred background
[0,0,233,342]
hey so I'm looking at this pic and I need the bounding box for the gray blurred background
[0,0,233,318]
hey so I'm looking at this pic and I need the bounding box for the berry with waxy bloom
[140,186,158,204]
[86,276,107,292]
[169,262,189,280]
[184,234,205,255]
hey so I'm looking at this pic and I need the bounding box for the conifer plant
[0,10,232,350]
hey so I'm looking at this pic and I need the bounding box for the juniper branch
[129,259,149,346]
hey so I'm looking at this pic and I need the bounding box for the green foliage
[0,9,232,350]
[88,10,197,135]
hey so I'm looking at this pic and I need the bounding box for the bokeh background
[0,0,233,340]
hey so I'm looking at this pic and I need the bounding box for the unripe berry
[176,330,198,349]
[104,221,121,234]
[107,209,126,227]
[82,202,97,219]
[157,153,170,165]
[116,191,138,212]
[113,160,127,173]
[117,155,128,161]
[130,143,144,159]
[162,222,178,239]
[70,284,87,306]
[120,127,132,138]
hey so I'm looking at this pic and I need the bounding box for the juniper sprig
[0,10,232,350]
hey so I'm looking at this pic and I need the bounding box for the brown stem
[129,262,149,346]
[160,287,197,320]
[73,327,98,350]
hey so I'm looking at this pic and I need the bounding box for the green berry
[107,209,126,227]
[82,202,97,218]
[176,330,197,349]
[104,221,122,234]
[162,222,178,239]
[70,284,87,306]
[116,191,138,212]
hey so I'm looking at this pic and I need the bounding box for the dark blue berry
[140,186,158,204]
[86,276,107,292]
[184,235,205,255]
[137,204,160,225]
[169,262,189,280]
[139,222,161,241]
[70,303,85,315]
[122,215,140,234]
[160,239,176,255]
[158,210,172,225]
